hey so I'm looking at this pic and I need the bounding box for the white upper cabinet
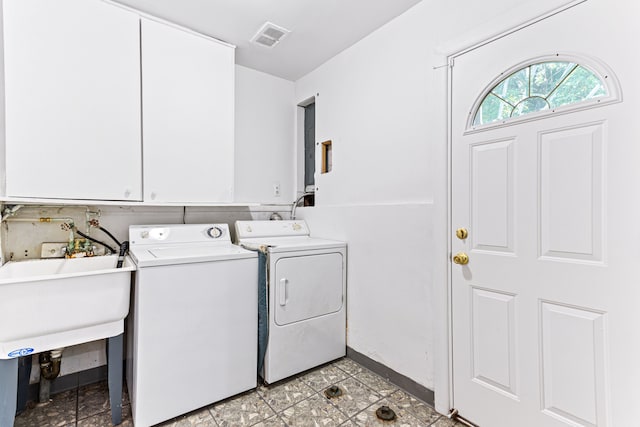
[3,0,142,201]
[141,18,235,203]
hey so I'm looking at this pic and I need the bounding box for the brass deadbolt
[455,228,469,240]
[453,252,469,265]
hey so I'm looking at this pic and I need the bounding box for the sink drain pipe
[38,348,63,403]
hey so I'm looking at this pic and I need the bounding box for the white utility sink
[0,255,135,359]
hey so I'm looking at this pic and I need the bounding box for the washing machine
[127,224,257,427]
[235,220,346,384]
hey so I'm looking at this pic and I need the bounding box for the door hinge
[448,408,478,427]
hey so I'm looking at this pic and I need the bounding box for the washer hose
[87,220,129,267]
[74,228,116,254]
[116,241,129,268]
[98,226,121,247]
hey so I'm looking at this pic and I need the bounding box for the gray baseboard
[347,347,434,406]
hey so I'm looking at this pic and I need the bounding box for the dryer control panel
[235,220,310,239]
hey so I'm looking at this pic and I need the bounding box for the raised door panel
[539,123,604,263]
[470,139,516,254]
[540,302,608,427]
[471,287,518,399]
[141,18,235,203]
[3,0,142,201]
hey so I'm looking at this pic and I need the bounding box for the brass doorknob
[455,228,468,240]
[453,252,469,265]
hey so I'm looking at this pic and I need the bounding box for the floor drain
[376,405,397,421]
[324,385,343,399]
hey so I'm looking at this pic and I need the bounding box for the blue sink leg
[0,357,18,427]
[107,334,123,426]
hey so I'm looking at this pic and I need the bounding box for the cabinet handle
[124,188,131,198]
[150,192,157,200]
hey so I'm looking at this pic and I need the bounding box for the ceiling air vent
[250,22,290,48]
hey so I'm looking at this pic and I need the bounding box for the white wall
[293,0,579,401]
[293,10,440,382]
[293,0,460,392]
[234,65,295,203]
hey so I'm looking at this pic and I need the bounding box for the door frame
[432,0,588,416]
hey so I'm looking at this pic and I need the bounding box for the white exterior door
[451,1,640,426]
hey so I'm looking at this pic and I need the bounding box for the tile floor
[15,358,465,427]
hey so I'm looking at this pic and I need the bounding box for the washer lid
[130,243,256,267]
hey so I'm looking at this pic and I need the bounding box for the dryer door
[274,252,343,326]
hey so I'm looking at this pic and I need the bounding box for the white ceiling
[110,0,423,81]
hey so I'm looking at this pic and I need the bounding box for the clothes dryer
[235,220,346,384]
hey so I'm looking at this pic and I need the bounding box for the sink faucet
[64,239,96,258]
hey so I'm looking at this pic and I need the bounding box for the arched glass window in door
[471,58,617,128]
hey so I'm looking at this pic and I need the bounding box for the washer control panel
[206,226,223,239]
[130,223,231,246]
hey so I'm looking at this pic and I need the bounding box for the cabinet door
[3,0,142,201]
[141,18,235,203]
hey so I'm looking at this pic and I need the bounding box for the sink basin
[0,255,135,359]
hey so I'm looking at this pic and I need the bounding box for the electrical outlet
[273,182,281,197]
[41,243,68,258]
